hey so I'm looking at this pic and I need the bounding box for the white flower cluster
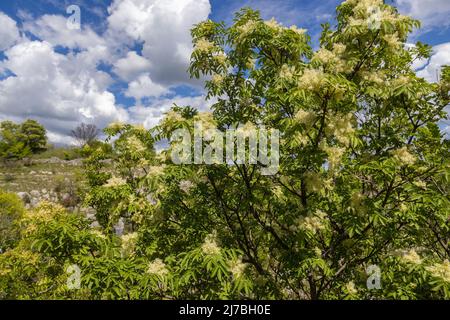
[108,121,125,131]
[165,110,184,123]
[104,176,127,188]
[361,71,386,85]
[298,69,327,92]
[279,64,296,81]
[194,112,218,131]
[391,147,416,165]
[383,33,402,50]
[228,258,246,278]
[323,145,345,171]
[147,165,165,177]
[344,0,406,33]
[264,18,282,30]
[296,210,327,234]
[312,44,352,73]
[426,260,450,283]
[325,113,355,146]
[401,249,422,265]
[235,122,258,139]
[147,258,168,277]
[289,25,307,35]
[212,73,224,86]
[213,52,228,66]
[345,281,358,295]
[195,38,215,52]
[295,109,317,127]
[121,232,138,257]
[305,172,330,193]
[179,180,194,193]
[238,20,258,40]
[201,234,221,255]
[90,229,106,239]
[391,75,410,87]
[127,135,147,154]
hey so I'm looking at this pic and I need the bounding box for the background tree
[71,123,100,147]
[20,119,47,153]
[0,121,31,160]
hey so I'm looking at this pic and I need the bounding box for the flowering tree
[1,0,450,299]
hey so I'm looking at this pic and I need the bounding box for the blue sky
[0,0,449,143]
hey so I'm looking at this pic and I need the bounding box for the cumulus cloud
[0,0,214,143]
[113,51,151,81]
[23,14,106,50]
[416,42,450,82]
[396,0,450,30]
[0,12,21,51]
[107,0,211,85]
[125,74,170,101]
[0,41,128,140]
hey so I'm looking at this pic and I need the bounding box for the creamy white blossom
[212,73,224,86]
[127,135,147,154]
[201,234,221,255]
[297,210,327,234]
[298,69,326,91]
[295,110,316,127]
[238,20,258,40]
[121,232,138,257]
[325,113,355,146]
[392,147,416,165]
[279,64,295,81]
[323,145,345,170]
[214,52,228,66]
[104,176,127,188]
[383,33,401,49]
[345,281,358,295]
[426,260,450,283]
[229,258,246,278]
[179,180,194,193]
[289,25,307,35]
[108,121,125,131]
[148,165,165,177]
[401,249,422,264]
[147,258,168,276]
[195,38,215,52]
[265,18,282,30]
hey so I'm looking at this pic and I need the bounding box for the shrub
[0,190,25,252]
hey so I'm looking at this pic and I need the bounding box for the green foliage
[20,120,47,153]
[0,190,24,252]
[0,119,47,160]
[2,1,450,300]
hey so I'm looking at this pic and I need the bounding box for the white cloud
[113,51,151,81]
[23,14,106,50]
[125,73,170,101]
[0,12,21,51]
[0,0,214,143]
[107,0,211,85]
[397,0,450,30]
[416,42,450,82]
[0,41,128,139]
